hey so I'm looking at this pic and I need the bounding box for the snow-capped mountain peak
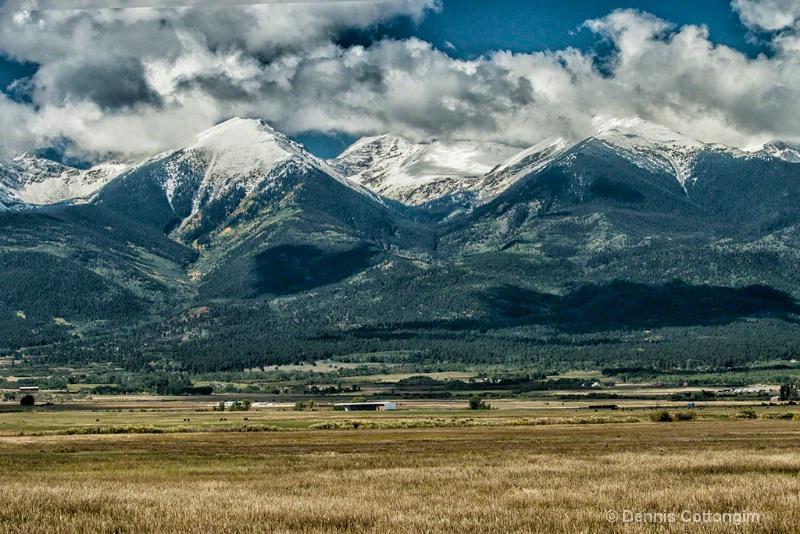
[187,117,307,179]
[162,118,314,212]
[141,117,383,222]
[336,134,416,162]
[592,116,705,150]
[331,134,422,187]
[193,117,297,153]
[330,135,521,205]
[590,116,710,187]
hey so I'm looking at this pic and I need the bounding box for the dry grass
[309,415,641,430]
[0,420,799,532]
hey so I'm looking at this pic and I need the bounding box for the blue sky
[380,0,762,58]
[0,0,797,159]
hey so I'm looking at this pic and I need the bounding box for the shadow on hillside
[342,280,800,338]
[483,280,800,333]
[253,244,379,296]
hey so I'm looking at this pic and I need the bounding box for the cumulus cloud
[574,9,800,146]
[731,0,800,54]
[1,1,800,159]
[0,0,439,155]
[731,0,800,32]
[35,55,162,111]
[0,94,36,152]
[0,0,384,11]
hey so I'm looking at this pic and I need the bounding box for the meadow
[1,401,799,533]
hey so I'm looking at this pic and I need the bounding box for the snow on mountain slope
[330,135,521,205]
[13,154,127,205]
[0,156,21,211]
[755,142,800,163]
[333,116,728,206]
[592,116,711,188]
[471,137,574,200]
[6,115,791,218]
[0,181,20,211]
[0,153,129,209]
[474,116,759,204]
[162,117,380,215]
[332,134,420,188]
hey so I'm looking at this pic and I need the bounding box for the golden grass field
[1,402,800,533]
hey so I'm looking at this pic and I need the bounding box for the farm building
[335,402,396,412]
[18,386,39,392]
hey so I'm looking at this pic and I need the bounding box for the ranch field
[1,400,800,533]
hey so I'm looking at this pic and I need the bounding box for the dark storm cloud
[37,56,162,111]
[175,74,252,101]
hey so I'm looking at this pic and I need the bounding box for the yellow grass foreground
[0,420,799,533]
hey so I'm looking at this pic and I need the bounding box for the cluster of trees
[0,369,213,396]
[779,383,799,401]
[468,396,490,410]
[20,294,800,378]
[294,400,316,411]
[215,399,251,411]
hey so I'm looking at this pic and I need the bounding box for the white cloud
[732,0,800,54]
[731,0,800,31]
[572,9,799,147]
[1,3,800,158]
[0,0,440,155]
[0,94,37,152]
[0,0,395,11]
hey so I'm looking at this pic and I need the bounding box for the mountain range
[2,116,800,372]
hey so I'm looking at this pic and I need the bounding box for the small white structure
[771,396,781,403]
[18,386,39,392]
[335,401,396,412]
